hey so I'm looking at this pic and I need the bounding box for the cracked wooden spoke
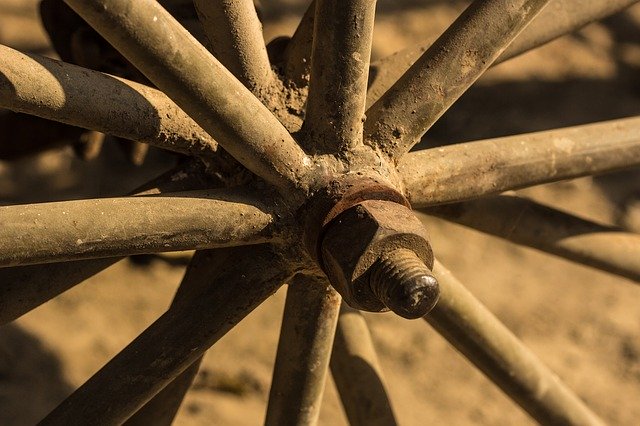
[0,45,217,157]
[425,195,640,283]
[426,261,605,426]
[282,0,316,87]
[367,0,640,106]
[303,0,376,153]
[400,116,640,207]
[0,187,278,267]
[265,275,341,426]
[193,0,273,90]
[63,0,311,194]
[41,245,293,425]
[364,0,551,158]
[0,163,217,325]
[330,303,398,426]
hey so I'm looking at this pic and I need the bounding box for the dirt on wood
[1,1,639,425]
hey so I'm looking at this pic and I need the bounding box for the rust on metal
[369,248,439,319]
[321,199,438,317]
[301,176,409,264]
[1,1,635,424]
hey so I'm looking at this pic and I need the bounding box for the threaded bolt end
[369,249,439,319]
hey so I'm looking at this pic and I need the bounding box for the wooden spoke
[265,275,341,426]
[0,187,279,267]
[400,116,640,207]
[330,303,398,426]
[281,1,316,87]
[364,0,551,158]
[367,0,640,107]
[426,260,605,425]
[40,245,293,425]
[302,0,376,153]
[0,162,217,325]
[193,0,273,90]
[63,0,311,194]
[0,45,216,157]
[425,195,640,283]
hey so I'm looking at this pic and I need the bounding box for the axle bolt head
[320,199,438,317]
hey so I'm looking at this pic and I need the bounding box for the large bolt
[320,199,440,318]
[369,249,439,319]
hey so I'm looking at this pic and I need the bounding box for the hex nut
[320,199,434,312]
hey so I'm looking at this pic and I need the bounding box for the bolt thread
[371,249,429,291]
[370,249,439,319]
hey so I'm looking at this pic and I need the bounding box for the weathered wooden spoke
[265,275,341,425]
[0,0,636,423]
[426,195,640,283]
[364,0,551,158]
[400,116,640,207]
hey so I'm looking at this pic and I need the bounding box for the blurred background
[1,1,639,424]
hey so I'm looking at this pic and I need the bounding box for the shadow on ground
[0,324,73,425]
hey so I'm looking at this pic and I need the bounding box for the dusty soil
[1,1,640,425]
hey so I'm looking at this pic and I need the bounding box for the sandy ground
[1,1,640,425]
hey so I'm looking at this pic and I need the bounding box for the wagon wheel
[1,0,640,424]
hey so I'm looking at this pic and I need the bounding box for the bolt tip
[386,274,439,319]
